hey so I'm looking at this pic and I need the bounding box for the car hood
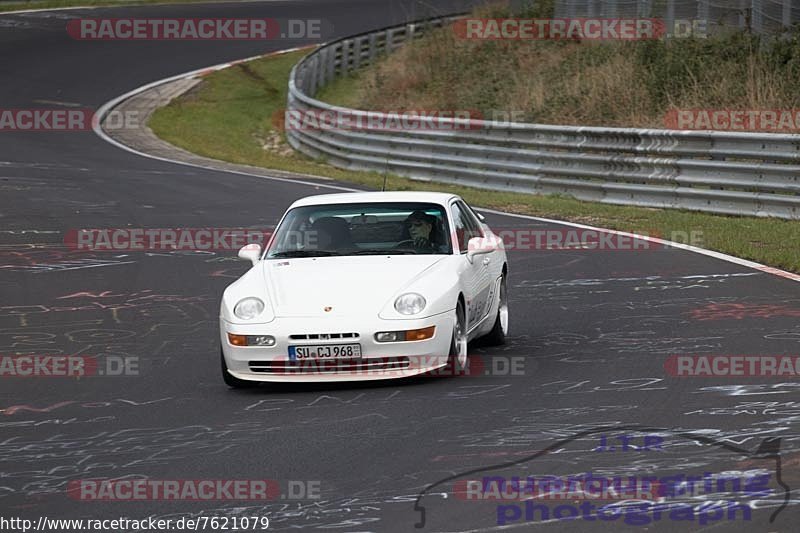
[262,255,447,318]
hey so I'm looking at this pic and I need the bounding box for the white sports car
[219,191,508,387]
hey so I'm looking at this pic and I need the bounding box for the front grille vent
[248,357,409,374]
[289,332,359,340]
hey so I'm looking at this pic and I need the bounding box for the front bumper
[220,312,454,382]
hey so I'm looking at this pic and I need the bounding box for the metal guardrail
[286,16,800,219]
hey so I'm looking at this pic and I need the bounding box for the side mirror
[238,244,262,266]
[475,211,486,222]
[466,236,496,262]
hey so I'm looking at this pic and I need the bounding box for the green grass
[150,49,381,180]
[0,0,230,14]
[149,50,800,274]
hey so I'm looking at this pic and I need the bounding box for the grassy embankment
[149,3,800,273]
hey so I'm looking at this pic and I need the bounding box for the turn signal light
[228,333,248,346]
[405,326,436,341]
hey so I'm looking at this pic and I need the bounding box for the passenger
[310,217,352,251]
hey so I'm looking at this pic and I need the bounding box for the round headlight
[394,293,426,315]
[234,297,265,320]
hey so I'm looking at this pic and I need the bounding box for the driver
[403,210,437,250]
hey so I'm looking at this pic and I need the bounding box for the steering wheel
[393,240,421,252]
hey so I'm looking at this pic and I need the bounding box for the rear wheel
[447,301,468,374]
[221,348,256,388]
[482,274,508,346]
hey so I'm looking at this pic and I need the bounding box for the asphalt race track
[1,1,799,531]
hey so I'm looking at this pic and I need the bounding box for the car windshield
[266,202,452,258]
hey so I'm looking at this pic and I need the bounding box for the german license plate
[289,344,362,361]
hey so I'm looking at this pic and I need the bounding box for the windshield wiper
[350,249,419,255]
[269,250,340,258]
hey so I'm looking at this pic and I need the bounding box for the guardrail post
[385,28,395,52]
[368,32,378,63]
[300,63,309,95]
[738,0,748,30]
[326,44,336,81]
[752,0,763,34]
[698,0,709,26]
[665,0,675,36]
[340,40,350,76]
[353,36,362,70]
[566,0,576,18]
[316,48,327,88]
[311,61,318,94]
[783,0,792,28]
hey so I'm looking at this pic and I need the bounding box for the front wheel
[447,301,468,374]
[221,348,257,388]
[482,274,508,346]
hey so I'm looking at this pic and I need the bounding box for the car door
[450,201,493,331]
[466,202,505,281]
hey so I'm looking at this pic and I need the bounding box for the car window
[464,202,486,227]
[458,201,485,236]
[266,202,453,257]
[450,201,483,253]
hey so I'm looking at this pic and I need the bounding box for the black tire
[482,274,508,346]
[446,301,468,375]
[221,348,257,388]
